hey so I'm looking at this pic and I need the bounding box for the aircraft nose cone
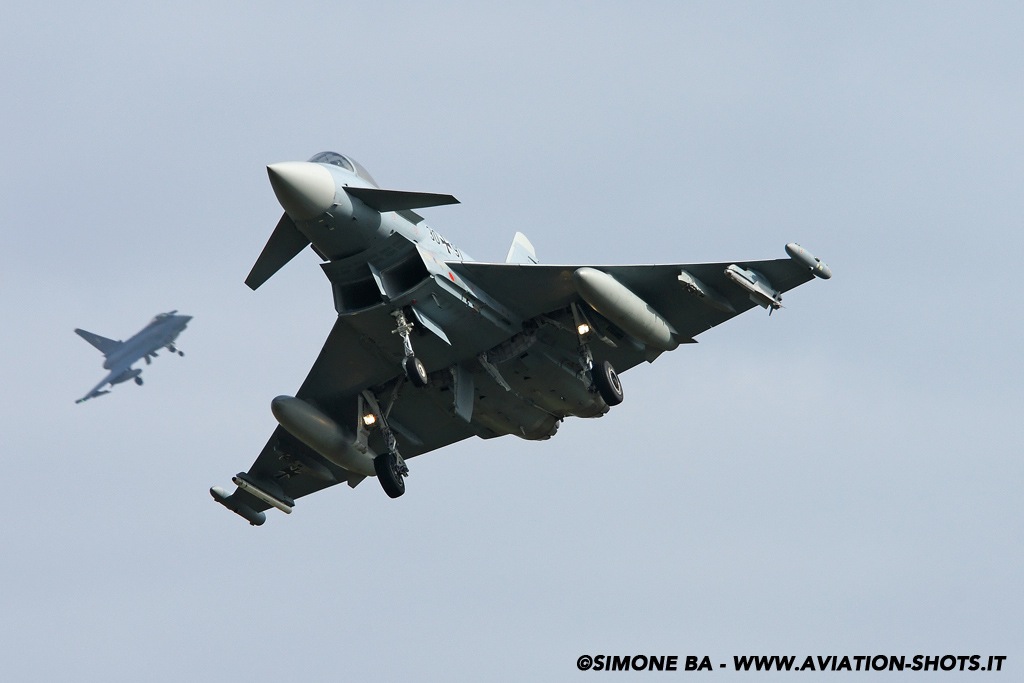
[267,162,336,220]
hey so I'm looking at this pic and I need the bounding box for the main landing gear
[591,359,624,406]
[392,308,429,387]
[360,390,410,499]
[373,451,407,498]
[573,305,624,407]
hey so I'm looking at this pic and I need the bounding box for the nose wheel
[404,355,429,387]
[393,308,429,387]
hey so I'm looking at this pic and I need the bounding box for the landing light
[362,412,377,427]
[577,323,591,336]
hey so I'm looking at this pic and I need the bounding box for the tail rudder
[505,232,538,264]
[75,329,121,356]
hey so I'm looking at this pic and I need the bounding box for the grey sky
[2,2,1021,680]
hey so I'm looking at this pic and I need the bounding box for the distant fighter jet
[75,311,192,403]
[212,151,832,525]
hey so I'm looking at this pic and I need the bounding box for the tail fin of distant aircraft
[75,329,121,356]
[505,232,538,264]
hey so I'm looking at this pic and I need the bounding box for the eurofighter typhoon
[212,152,831,525]
[75,311,191,403]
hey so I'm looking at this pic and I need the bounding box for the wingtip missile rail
[785,243,832,279]
[230,473,295,514]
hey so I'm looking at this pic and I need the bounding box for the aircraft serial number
[428,228,463,258]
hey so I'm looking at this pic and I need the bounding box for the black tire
[404,355,429,387]
[374,452,406,498]
[592,360,624,406]
[134,376,144,386]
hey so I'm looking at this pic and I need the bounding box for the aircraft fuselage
[103,315,191,370]
[257,154,596,441]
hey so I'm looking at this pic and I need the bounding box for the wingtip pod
[786,243,832,279]
[210,486,267,526]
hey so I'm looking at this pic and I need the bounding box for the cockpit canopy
[308,151,379,188]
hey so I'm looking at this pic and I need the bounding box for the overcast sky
[2,2,1021,680]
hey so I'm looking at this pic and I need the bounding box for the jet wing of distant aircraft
[211,151,831,525]
[75,311,192,403]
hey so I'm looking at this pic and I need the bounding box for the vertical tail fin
[504,232,538,264]
[75,329,122,356]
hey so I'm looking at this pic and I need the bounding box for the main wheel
[592,360,624,406]
[404,355,429,387]
[374,452,406,498]
[134,376,144,386]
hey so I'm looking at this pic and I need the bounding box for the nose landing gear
[392,308,429,387]
[403,355,429,387]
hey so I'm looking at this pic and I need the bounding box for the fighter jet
[74,311,192,403]
[211,151,832,525]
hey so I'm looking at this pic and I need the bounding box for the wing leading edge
[449,254,817,344]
